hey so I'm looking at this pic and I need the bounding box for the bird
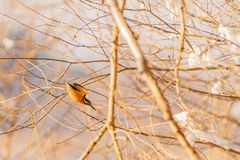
[64,81,96,110]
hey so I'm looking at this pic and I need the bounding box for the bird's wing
[65,82,78,95]
[64,81,77,90]
[73,83,88,94]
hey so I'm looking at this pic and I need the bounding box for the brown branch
[79,125,107,160]
[174,0,190,111]
[106,1,126,159]
[0,57,109,64]
[105,0,200,159]
[79,1,126,159]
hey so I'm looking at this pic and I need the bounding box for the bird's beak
[90,105,96,111]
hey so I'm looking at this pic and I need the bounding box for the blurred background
[0,0,240,159]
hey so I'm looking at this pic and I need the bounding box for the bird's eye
[83,96,91,105]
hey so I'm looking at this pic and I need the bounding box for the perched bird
[64,82,96,110]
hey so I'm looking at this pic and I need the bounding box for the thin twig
[174,0,190,112]
[107,1,126,159]
[0,57,109,64]
[79,1,126,159]
[79,125,107,160]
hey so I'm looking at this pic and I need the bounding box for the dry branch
[105,0,200,159]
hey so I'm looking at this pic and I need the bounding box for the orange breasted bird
[64,82,96,110]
